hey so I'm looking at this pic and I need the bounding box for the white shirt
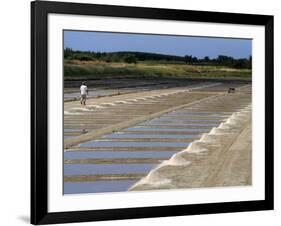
[80,85,88,95]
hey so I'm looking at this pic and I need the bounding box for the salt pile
[129,104,251,191]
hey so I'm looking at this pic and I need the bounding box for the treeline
[64,48,252,69]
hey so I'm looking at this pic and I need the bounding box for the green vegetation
[64,49,252,80]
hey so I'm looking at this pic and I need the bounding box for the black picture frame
[31,0,274,224]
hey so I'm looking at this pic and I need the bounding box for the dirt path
[209,124,251,186]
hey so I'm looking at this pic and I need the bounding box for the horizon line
[64,48,252,60]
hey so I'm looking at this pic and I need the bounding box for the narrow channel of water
[79,141,190,148]
[64,180,138,194]
[64,163,155,175]
[64,151,177,160]
[103,133,199,139]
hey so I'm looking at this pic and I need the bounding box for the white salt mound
[129,104,251,191]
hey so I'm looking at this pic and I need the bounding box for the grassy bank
[64,60,252,81]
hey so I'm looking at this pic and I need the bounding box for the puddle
[64,151,177,160]
[64,163,155,175]
[79,141,190,148]
[64,180,138,194]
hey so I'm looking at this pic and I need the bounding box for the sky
[64,30,252,59]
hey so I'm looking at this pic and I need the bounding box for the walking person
[80,82,88,105]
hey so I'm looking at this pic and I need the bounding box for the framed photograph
[31,0,274,224]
